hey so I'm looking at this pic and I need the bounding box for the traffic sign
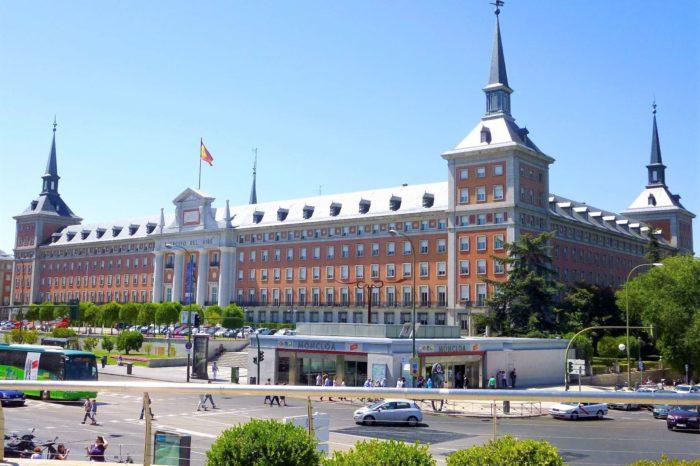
[185,341,192,350]
[567,359,585,374]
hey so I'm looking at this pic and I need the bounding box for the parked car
[274,328,291,336]
[652,404,672,419]
[674,385,700,394]
[549,402,608,420]
[666,405,700,431]
[353,399,423,427]
[0,390,26,407]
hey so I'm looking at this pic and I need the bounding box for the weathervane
[491,0,504,16]
[652,100,657,115]
[53,115,57,132]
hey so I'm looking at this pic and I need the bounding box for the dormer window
[146,223,157,234]
[66,232,76,242]
[253,211,264,224]
[422,193,434,208]
[303,205,314,219]
[359,199,371,214]
[389,196,401,211]
[128,224,139,236]
[51,232,61,243]
[81,230,91,240]
[30,200,38,211]
[648,194,657,206]
[96,228,106,239]
[277,208,288,222]
[480,126,492,144]
[329,203,341,217]
[112,226,122,237]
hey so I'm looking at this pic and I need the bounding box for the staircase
[213,350,248,368]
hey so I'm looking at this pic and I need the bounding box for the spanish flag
[200,139,214,166]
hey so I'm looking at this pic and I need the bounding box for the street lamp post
[389,230,417,362]
[165,243,196,383]
[625,263,663,388]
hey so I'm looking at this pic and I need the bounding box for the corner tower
[12,121,81,304]
[441,2,554,332]
[623,104,695,254]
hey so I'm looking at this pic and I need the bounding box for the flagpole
[198,139,202,190]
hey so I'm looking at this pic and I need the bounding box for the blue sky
[1,1,698,253]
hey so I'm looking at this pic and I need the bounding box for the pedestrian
[416,376,424,388]
[500,370,508,388]
[55,443,70,460]
[117,354,123,366]
[280,383,288,406]
[488,375,497,389]
[264,378,273,405]
[396,377,405,388]
[81,398,93,424]
[90,398,98,425]
[426,377,434,389]
[463,375,470,389]
[203,380,217,409]
[140,397,155,420]
[30,446,44,459]
[316,373,322,386]
[324,374,334,402]
[85,436,108,462]
[211,361,218,381]
[509,368,517,388]
[197,394,209,411]
[339,379,346,401]
[456,370,463,389]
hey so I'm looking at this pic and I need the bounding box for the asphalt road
[3,376,698,465]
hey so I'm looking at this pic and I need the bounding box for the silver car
[353,399,423,427]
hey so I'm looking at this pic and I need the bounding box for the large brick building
[10,9,694,333]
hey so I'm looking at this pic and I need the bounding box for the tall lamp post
[389,230,417,362]
[625,262,663,388]
[165,243,196,382]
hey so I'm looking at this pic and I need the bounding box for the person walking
[488,375,497,389]
[316,373,323,387]
[140,397,155,420]
[396,377,405,388]
[426,377,434,389]
[463,374,470,389]
[90,398,98,425]
[280,383,288,406]
[203,380,217,409]
[509,368,517,388]
[264,378,273,406]
[211,362,219,381]
[324,374,334,402]
[81,398,93,424]
[196,394,209,411]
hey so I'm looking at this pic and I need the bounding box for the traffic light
[68,299,80,320]
[253,357,258,365]
[193,313,201,327]
[259,351,265,363]
[568,361,574,373]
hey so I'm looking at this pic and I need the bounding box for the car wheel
[407,416,419,427]
[571,413,578,421]
[596,410,604,419]
[363,416,375,426]
[667,425,673,430]
[41,390,50,401]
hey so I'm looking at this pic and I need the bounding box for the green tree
[326,439,435,466]
[562,332,594,360]
[645,230,664,264]
[39,301,55,324]
[119,302,140,325]
[101,336,115,353]
[485,232,560,336]
[83,303,100,331]
[101,302,121,334]
[156,302,181,325]
[137,303,158,327]
[556,284,623,335]
[222,304,245,329]
[204,305,223,325]
[597,335,621,358]
[83,337,98,351]
[446,435,563,466]
[206,419,321,466]
[25,303,40,322]
[116,330,144,354]
[617,256,700,379]
[180,304,203,326]
[10,329,39,344]
[53,304,70,319]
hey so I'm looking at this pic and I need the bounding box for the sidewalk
[98,365,612,418]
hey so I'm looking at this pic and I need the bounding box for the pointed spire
[483,1,512,117]
[42,117,60,194]
[225,199,233,228]
[159,207,165,234]
[646,101,666,187]
[249,148,258,204]
[488,1,509,88]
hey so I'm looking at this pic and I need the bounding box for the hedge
[446,435,563,466]
[325,439,435,466]
[628,457,700,466]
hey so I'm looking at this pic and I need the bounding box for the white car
[549,402,608,420]
[674,385,700,394]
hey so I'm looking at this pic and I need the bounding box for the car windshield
[367,401,385,410]
[65,356,98,381]
[561,402,580,406]
[670,405,698,412]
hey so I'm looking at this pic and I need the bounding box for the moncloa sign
[419,343,481,354]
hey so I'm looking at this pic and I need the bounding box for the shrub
[596,336,620,358]
[101,336,114,353]
[143,343,153,356]
[221,304,244,329]
[52,328,77,338]
[10,329,39,344]
[83,337,98,352]
[116,330,144,355]
[3,333,11,344]
[628,457,700,466]
[168,346,177,357]
[206,419,321,466]
[155,302,180,325]
[446,435,563,466]
[325,439,435,466]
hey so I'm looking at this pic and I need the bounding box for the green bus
[0,344,98,400]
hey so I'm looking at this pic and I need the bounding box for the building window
[370,264,380,279]
[355,265,364,279]
[419,286,429,306]
[418,312,428,325]
[460,215,469,226]
[476,283,487,306]
[299,267,307,280]
[493,185,504,200]
[356,244,364,257]
[494,259,505,274]
[386,264,396,278]
[384,312,395,324]
[341,245,349,258]
[459,168,468,180]
[313,247,320,259]
[371,243,379,256]
[402,263,412,278]
[494,212,505,224]
[403,241,412,255]
[435,312,446,325]
[459,188,469,204]
[476,186,486,202]
[459,260,469,275]
[419,240,429,254]
[437,286,446,307]
[326,266,334,280]
[476,259,487,275]
[476,235,487,251]
[493,164,503,176]
[310,311,319,323]
[459,236,469,252]
[494,234,505,250]
[402,287,412,306]
[459,284,469,302]
[437,262,446,276]
[437,239,446,253]
[386,242,396,256]
[419,262,429,277]
[400,312,411,324]
[477,213,487,225]
[338,312,348,323]
[476,167,486,178]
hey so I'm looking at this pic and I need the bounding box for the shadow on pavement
[332,425,473,444]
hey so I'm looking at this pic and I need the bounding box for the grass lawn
[92,349,174,366]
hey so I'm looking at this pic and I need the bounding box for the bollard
[231,367,239,384]
[307,397,314,437]
[491,401,498,441]
[503,400,510,414]
[127,363,133,375]
[143,392,152,466]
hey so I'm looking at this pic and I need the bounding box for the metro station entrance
[422,354,483,388]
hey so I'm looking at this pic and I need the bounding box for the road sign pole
[578,366,582,392]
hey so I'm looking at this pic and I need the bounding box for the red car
[53,317,71,328]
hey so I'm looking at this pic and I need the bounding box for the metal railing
[1,380,698,465]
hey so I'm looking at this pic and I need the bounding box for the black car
[666,405,700,431]
[0,389,26,406]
